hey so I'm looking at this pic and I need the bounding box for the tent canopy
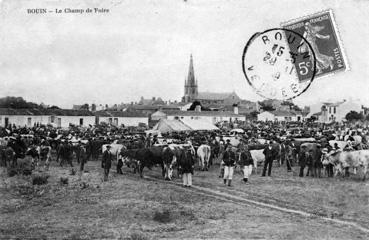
[180,119,219,131]
[152,119,218,133]
[152,119,192,133]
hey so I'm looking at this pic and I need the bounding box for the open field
[1,159,369,240]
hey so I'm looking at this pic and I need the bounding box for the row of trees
[0,97,60,109]
[345,111,369,122]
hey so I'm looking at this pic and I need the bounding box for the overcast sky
[0,0,368,108]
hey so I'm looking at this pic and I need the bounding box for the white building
[151,109,245,125]
[309,99,364,123]
[0,108,95,128]
[95,111,148,127]
[257,110,303,122]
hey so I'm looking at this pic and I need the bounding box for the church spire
[183,54,198,103]
[187,54,195,86]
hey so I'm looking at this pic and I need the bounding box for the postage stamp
[281,9,348,78]
[242,28,317,100]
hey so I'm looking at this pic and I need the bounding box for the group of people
[1,121,369,188]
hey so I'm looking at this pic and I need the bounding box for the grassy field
[1,158,369,240]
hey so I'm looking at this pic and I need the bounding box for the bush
[153,209,171,223]
[60,177,69,185]
[32,175,49,185]
[7,167,18,177]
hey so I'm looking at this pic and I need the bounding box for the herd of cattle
[102,135,369,181]
[1,132,369,181]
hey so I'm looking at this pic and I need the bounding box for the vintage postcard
[1,1,369,240]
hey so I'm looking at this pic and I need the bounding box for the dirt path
[144,175,369,235]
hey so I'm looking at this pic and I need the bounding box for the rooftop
[196,92,237,100]
[94,111,147,118]
[158,110,244,117]
[0,108,94,116]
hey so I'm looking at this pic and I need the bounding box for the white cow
[197,144,211,171]
[327,150,369,180]
[250,149,265,173]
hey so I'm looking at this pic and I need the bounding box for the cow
[122,146,168,179]
[25,145,40,167]
[197,144,211,171]
[1,146,16,168]
[324,150,369,180]
[39,145,52,170]
[300,143,322,177]
[168,143,196,177]
[162,146,177,180]
[250,149,264,173]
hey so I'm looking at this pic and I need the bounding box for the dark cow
[122,146,166,179]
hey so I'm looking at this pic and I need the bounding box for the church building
[181,55,241,106]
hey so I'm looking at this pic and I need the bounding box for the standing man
[262,141,276,177]
[222,146,236,186]
[279,140,286,166]
[315,145,323,178]
[306,149,314,177]
[299,146,308,177]
[239,145,253,183]
[79,144,87,173]
[102,145,113,181]
[179,149,195,187]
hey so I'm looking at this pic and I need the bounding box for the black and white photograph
[1,0,369,239]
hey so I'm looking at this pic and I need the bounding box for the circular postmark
[242,28,317,100]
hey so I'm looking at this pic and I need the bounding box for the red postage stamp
[281,9,348,78]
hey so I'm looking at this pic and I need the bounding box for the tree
[188,101,210,111]
[259,101,275,112]
[345,111,363,122]
[292,105,302,112]
[48,105,60,109]
[249,111,259,119]
[0,96,40,109]
[80,103,89,110]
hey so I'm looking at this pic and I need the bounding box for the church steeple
[187,54,195,86]
[183,54,198,103]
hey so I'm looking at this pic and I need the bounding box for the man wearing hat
[102,145,113,181]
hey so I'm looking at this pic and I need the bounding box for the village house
[257,110,304,122]
[94,111,148,127]
[309,99,364,123]
[151,106,245,125]
[0,108,95,128]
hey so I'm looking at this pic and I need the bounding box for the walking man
[222,146,236,186]
[102,145,113,181]
[262,141,277,177]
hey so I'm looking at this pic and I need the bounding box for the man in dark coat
[79,144,88,173]
[178,149,195,187]
[262,141,277,177]
[222,146,236,186]
[315,145,323,178]
[102,145,113,181]
[239,145,253,183]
